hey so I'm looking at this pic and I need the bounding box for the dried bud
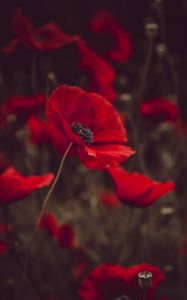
[118,93,132,103]
[156,43,167,58]
[160,205,175,216]
[154,0,163,4]
[138,271,153,290]
[47,72,58,86]
[144,21,159,38]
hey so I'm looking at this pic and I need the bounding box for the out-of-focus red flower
[100,190,121,208]
[27,116,77,160]
[77,40,117,102]
[176,121,187,136]
[0,224,12,234]
[90,10,132,62]
[0,223,12,256]
[58,224,76,248]
[27,116,50,144]
[107,166,175,207]
[39,212,59,238]
[79,263,165,300]
[73,247,88,280]
[0,152,10,173]
[0,94,45,125]
[140,99,180,123]
[0,240,7,255]
[46,85,134,170]
[40,212,76,249]
[2,8,79,53]
[0,167,54,204]
[178,234,187,256]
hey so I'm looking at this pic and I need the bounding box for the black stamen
[71,122,94,145]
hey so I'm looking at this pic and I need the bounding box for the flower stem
[158,4,178,88]
[45,71,59,100]
[24,142,73,274]
[31,52,37,94]
[136,36,154,101]
[2,206,44,300]
[143,290,147,300]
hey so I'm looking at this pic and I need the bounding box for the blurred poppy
[90,10,132,62]
[46,85,134,170]
[0,152,10,173]
[27,116,75,156]
[39,212,59,238]
[27,115,49,144]
[73,247,88,279]
[58,224,76,248]
[79,263,165,300]
[0,224,11,256]
[2,8,79,53]
[0,240,7,255]
[0,94,45,125]
[0,167,54,204]
[107,166,175,207]
[77,40,117,102]
[40,212,76,249]
[140,99,180,123]
[100,190,121,208]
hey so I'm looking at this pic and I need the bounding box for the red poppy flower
[2,8,79,53]
[0,224,12,234]
[100,190,121,208]
[0,94,45,125]
[77,40,117,102]
[73,247,88,279]
[40,212,76,249]
[107,166,175,207]
[39,212,59,238]
[176,120,187,136]
[27,116,74,155]
[46,85,134,170]
[0,224,11,256]
[58,224,76,248]
[0,240,7,255]
[0,167,54,204]
[27,116,50,144]
[79,263,165,300]
[140,99,180,123]
[90,10,132,62]
[0,152,10,173]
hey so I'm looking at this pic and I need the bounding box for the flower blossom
[107,166,175,207]
[46,85,134,170]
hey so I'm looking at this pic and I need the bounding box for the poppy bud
[118,93,132,103]
[144,21,159,38]
[138,271,153,290]
[156,43,167,58]
[154,0,163,4]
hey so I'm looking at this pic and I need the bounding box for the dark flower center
[114,295,133,300]
[71,122,94,145]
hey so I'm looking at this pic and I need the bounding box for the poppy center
[71,122,94,145]
[114,295,133,300]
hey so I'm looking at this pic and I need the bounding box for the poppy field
[0,0,187,299]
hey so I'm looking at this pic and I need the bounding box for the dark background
[0,0,186,53]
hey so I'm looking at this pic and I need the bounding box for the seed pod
[138,271,153,290]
